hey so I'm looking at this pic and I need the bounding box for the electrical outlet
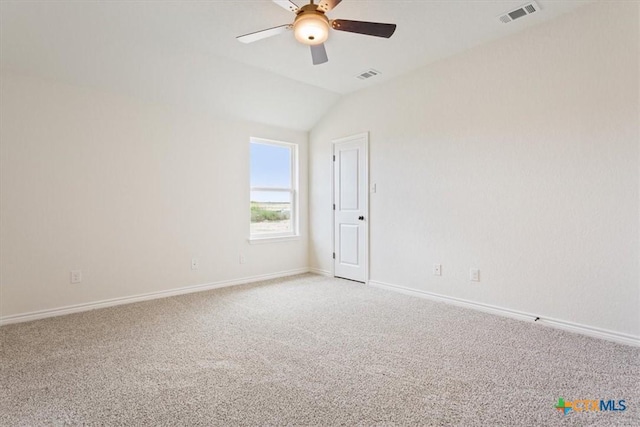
[70,270,82,284]
[470,268,480,282]
[239,254,246,264]
[191,258,199,271]
[433,264,442,276]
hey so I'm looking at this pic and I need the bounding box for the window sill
[248,235,301,245]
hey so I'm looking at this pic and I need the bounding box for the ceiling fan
[236,0,397,65]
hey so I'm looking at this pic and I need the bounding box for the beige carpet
[1,274,638,426]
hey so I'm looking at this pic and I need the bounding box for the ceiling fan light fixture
[294,13,329,45]
[236,0,397,65]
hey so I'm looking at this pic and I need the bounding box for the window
[250,138,298,239]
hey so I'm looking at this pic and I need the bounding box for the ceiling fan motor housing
[293,9,330,45]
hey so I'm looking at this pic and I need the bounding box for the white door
[333,133,368,282]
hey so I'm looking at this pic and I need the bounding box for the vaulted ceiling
[0,0,591,130]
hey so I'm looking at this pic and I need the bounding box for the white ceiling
[0,0,591,130]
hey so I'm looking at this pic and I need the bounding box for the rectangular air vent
[498,1,540,24]
[355,69,381,80]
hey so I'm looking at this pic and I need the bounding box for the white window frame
[249,137,299,242]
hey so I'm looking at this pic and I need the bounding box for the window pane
[250,143,291,188]
[250,191,292,235]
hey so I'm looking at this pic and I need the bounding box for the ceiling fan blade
[317,0,342,12]
[237,24,292,44]
[310,43,328,65]
[272,0,299,13]
[331,19,397,38]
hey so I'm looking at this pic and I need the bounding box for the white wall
[310,2,640,337]
[0,72,309,318]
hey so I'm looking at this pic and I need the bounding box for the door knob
[358,216,364,221]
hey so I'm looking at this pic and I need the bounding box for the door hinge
[333,204,335,210]
[333,155,335,161]
[332,252,335,259]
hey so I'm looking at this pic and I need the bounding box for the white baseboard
[0,268,310,326]
[309,267,332,277]
[368,280,640,347]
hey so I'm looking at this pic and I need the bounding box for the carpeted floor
[0,274,638,426]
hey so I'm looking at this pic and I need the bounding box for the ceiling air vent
[498,1,540,24]
[355,69,381,80]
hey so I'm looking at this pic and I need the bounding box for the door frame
[331,132,369,283]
